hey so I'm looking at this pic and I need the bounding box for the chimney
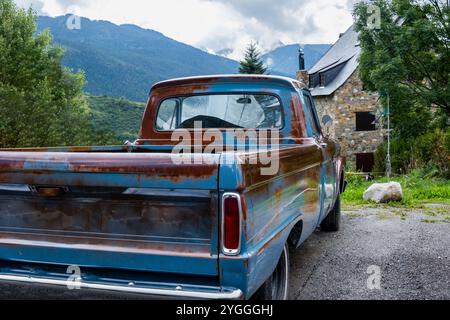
[298,48,305,71]
[296,46,309,87]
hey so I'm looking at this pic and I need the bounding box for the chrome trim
[0,184,30,192]
[221,193,243,256]
[123,188,211,198]
[0,274,243,300]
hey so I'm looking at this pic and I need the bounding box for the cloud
[203,0,316,33]
[15,0,92,16]
[14,0,44,14]
[198,0,354,58]
[197,0,320,57]
[14,0,355,60]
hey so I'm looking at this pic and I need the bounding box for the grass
[342,168,450,208]
[421,219,440,224]
[377,211,395,220]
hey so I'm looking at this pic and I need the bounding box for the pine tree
[239,42,267,75]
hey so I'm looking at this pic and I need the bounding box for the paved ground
[0,204,448,300]
[289,204,450,300]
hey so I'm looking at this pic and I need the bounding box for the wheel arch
[287,219,304,249]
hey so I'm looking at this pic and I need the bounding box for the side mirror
[322,115,333,128]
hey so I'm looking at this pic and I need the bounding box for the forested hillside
[87,96,146,143]
[37,16,239,102]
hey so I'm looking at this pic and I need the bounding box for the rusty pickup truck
[0,75,345,300]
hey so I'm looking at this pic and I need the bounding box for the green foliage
[354,0,450,116]
[87,95,146,143]
[354,0,450,176]
[445,127,450,152]
[239,42,267,75]
[374,128,449,177]
[342,168,450,207]
[0,0,113,148]
[37,16,239,102]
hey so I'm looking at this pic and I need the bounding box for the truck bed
[0,149,221,277]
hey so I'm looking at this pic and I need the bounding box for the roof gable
[308,25,360,97]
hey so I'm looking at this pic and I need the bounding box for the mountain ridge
[37,15,330,102]
[37,15,239,102]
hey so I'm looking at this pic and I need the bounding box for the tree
[354,0,449,175]
[239,42,267,74]
[354,0,449,118]
[0,0,116,148]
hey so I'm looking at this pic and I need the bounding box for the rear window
[156,94,283,130]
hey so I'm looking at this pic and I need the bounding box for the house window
[355,112,376,131]
[319,73,326,87]
[309,75,314,89]
[356,153,375,173]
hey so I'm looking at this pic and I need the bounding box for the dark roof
[308,25,360,97]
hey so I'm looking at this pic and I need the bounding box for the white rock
[363,182,403,203]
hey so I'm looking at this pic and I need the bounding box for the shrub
[374,129,449,177]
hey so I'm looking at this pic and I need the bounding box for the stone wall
[296,70,309,88]
[312,71,385,167]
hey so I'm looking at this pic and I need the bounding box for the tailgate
[0,152,220,276]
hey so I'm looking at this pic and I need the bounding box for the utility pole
[386,94,392,179]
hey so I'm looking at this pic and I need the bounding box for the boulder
[363,182,403,203]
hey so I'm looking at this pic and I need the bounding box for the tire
[253,243,290,300]
[321,194,341,232]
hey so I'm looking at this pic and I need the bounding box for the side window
[156,99,178,131]
[302,93,321,138]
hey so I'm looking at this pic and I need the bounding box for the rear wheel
[321,194,341,232]
[253,243,289,300]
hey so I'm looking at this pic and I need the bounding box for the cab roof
[151,74,306,91]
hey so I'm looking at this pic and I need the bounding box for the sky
[15,0,358,60]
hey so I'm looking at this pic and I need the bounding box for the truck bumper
[0,274,244,300]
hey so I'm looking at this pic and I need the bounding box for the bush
[414,129,449,177]
[374,128,450,177]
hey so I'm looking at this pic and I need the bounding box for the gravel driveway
[289,204,450,300]
[0,204,448,300]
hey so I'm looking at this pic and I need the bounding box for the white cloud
[15,0,356,59]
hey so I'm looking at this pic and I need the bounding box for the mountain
[216,48,234,58]
[262,44,331,78]
[37,16,239,102]
[36,16,330,102]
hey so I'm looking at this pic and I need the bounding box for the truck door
[302,91,336,224]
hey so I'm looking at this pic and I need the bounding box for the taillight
[222,193,242,255]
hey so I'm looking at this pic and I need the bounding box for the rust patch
[0,152,218,181]
[239,140,322,187]
[289,93,307,140]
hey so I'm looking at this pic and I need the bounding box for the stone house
[297,26,384,172]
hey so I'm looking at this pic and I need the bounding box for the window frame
[308,75,314,89]
[154,92,286,132]
[301,90,323,139]
[319,73,326,87]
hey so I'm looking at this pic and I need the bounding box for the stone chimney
[296,47,309,87]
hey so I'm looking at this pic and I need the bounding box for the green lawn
[342,169,450,208]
